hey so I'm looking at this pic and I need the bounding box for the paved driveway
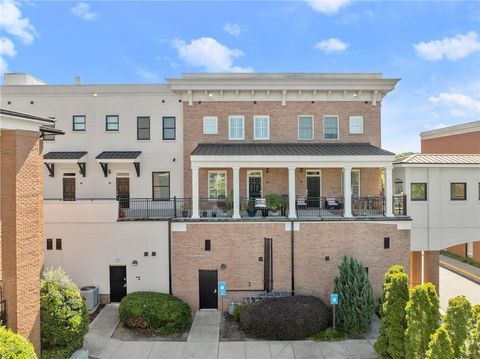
[84,305,378,359]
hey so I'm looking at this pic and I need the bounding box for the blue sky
[1,0,479,152]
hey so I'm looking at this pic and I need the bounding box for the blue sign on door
[330,293,339,305]
[218,281,227,296]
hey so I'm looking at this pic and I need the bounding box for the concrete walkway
[84,305,378,359]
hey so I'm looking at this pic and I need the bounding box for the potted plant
[280,197,288,216]
[181,202,190,217]
[246,199,257,217]
[266,193,281,216]
[202,210,208,218]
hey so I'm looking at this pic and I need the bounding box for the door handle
[123,284,127,288]
[214,289,217,294]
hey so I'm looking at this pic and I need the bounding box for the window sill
[137,139,152,142]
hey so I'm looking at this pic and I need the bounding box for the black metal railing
[296,196,344,217]
[118,197,192,219]
[240,197,289,218]
[393,194,407,216]
[199,197,233,218]
[352,196,385,216]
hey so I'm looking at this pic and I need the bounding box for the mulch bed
[111,321,191,342]
[220,313,258,342]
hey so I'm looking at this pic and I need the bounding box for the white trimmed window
[228,115,245,140]
[323,116,339,140]
[203,116,218,134]
[349,116,364,134]
[254,115,269,140]
[298,116,314,140]
[208,171,227,198]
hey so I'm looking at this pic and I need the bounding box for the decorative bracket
[133,162,140,177]
[100,162,108,177]
[45,163,55,177]
[77,162,86,177]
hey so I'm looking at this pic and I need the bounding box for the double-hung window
[298,116,314,140]
[106,115,119,131]
[254,115,269,140]
[43,117,56,141]
[163,116,176,140]
[73,115,86,131]
[203,116,218,134]
[208,171,227,198]
[152,172,170,200]
[349,116,363,134]
[323,116,339,140]
[228,115,244,140]
[137,116,150,140]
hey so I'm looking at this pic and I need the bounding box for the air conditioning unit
[80,286,99,313]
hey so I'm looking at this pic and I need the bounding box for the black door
[249,176,262,198]
[109,266,127,302]
[116,177,130,209]
[63,178,76,201]
[264,238,273,292]
[307,176,320,207]
[199,270,218,309]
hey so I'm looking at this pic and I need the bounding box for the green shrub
[472,304,480,326]
[119,291,191,335]
[41,268,89,358]
[333,256,374,335]
[405,283,440,359]
[444,295,472,358]
[0,326,37,359]
[466,311,480,359]
[312,327,346,341]
[232,303,250,322]
[374,265,409,359]
[425,325,454,359]
[238,295,330,340]
[440,250,480,269]
[265,193,282,211]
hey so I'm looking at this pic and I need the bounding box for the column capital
[231,166,240,171]
[191,165,199,171]
[288,166,296,171]
[343,165,352,170]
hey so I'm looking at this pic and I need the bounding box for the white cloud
[0,0,36,44]
[134,65,159,82]
[314,38,348,54]
[428,93,480,117]
[71,2,98,21]
[223,23,242,37]
[0,37,16,73]
[305,0,352,15]
[414,31,480,61]
[173,37,253,72]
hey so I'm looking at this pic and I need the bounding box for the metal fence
[296,196,344,217]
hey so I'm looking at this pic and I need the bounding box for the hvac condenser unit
[80,286,99,313]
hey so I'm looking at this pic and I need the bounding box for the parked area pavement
[439,264,480,312]
[84,304,379,359]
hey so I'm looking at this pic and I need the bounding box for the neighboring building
[1,72,412,312]
[419,121,480,261]
[0,108,63,355]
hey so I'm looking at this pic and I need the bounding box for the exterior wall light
[131,260,138,266]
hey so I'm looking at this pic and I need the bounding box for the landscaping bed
[112,320,190,342]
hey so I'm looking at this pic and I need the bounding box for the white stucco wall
[394,165,480,251]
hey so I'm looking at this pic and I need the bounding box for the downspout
[168,219,172,295]
[290,220,295,295]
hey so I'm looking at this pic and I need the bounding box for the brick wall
[421,131,480,154]
[171,221,409,310]
[184,101,382,196]
[0,129,43,355]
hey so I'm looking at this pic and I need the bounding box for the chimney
[75,76,81,85]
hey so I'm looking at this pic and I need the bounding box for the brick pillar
[409,251,422,287]
[0,129,44,356]
[423,250,440,293]
[473,241,480,261]
[447,244,467,257]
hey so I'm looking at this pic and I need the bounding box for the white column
[288,167,297,219]
[385,165,394,217]
[232,166,240,219]
[343,166,352,217]
[191,166,199,219]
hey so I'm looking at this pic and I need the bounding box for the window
[323,116,339,140]
[341,169,361,197]
[106,115,119,131]
[384,237,390,249]
[137,116,150,140]
[349,116,364,134]
[43,117,56,141]
[46,238,53,250]
[450,182,467,201]
[56,238,62,250]
[203,116,218,134]
[254,115,269,140]
[152,172,170,200]
[298,116,314,140]
[228,116,244,140]
[205,239,211,251]
[411,183,427,201]
[72,115,86,131]
[163,116,176,140]
[208,171,227,198]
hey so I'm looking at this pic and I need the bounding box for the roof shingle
[96,151,142,160]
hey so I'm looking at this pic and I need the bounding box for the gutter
[291,220,295,295]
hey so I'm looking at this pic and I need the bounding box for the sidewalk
[83,305,379,359]
[440,254,480,284]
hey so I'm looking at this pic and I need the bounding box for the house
[1,72,411,311]
[0,108,63,355]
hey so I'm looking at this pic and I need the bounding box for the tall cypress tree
[425,325,455,359]
[333,256,374,335]
[444,295,472,358]
[374,265,409,359]
[466,311,480,359]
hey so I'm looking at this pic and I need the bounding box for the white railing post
[191,166,199,219]
[385,165,394,217]
[343,166,352,217]
[232,166,240,219]
[288,167,297,219]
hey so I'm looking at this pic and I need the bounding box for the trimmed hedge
[0,326,37,359]
[238,295,330,340]
[119,292,192,335]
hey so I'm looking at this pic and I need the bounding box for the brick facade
[421,131,480,154]
[171,221,410,311]
[0,129,43,355]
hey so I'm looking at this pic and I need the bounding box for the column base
[232,214,241,219]
[191,215,200,219]
[288,214,297,219]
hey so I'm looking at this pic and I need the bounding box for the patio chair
[326,197,339,210]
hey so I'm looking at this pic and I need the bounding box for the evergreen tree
[333,256,374,335]
[404,283,440,359]
[425,325,454,359]
[444,295,472,358]
[374,266,409,359]
[466,312,480,359]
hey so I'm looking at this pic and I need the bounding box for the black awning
[44,151,87,160]
[96,151,142,160]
